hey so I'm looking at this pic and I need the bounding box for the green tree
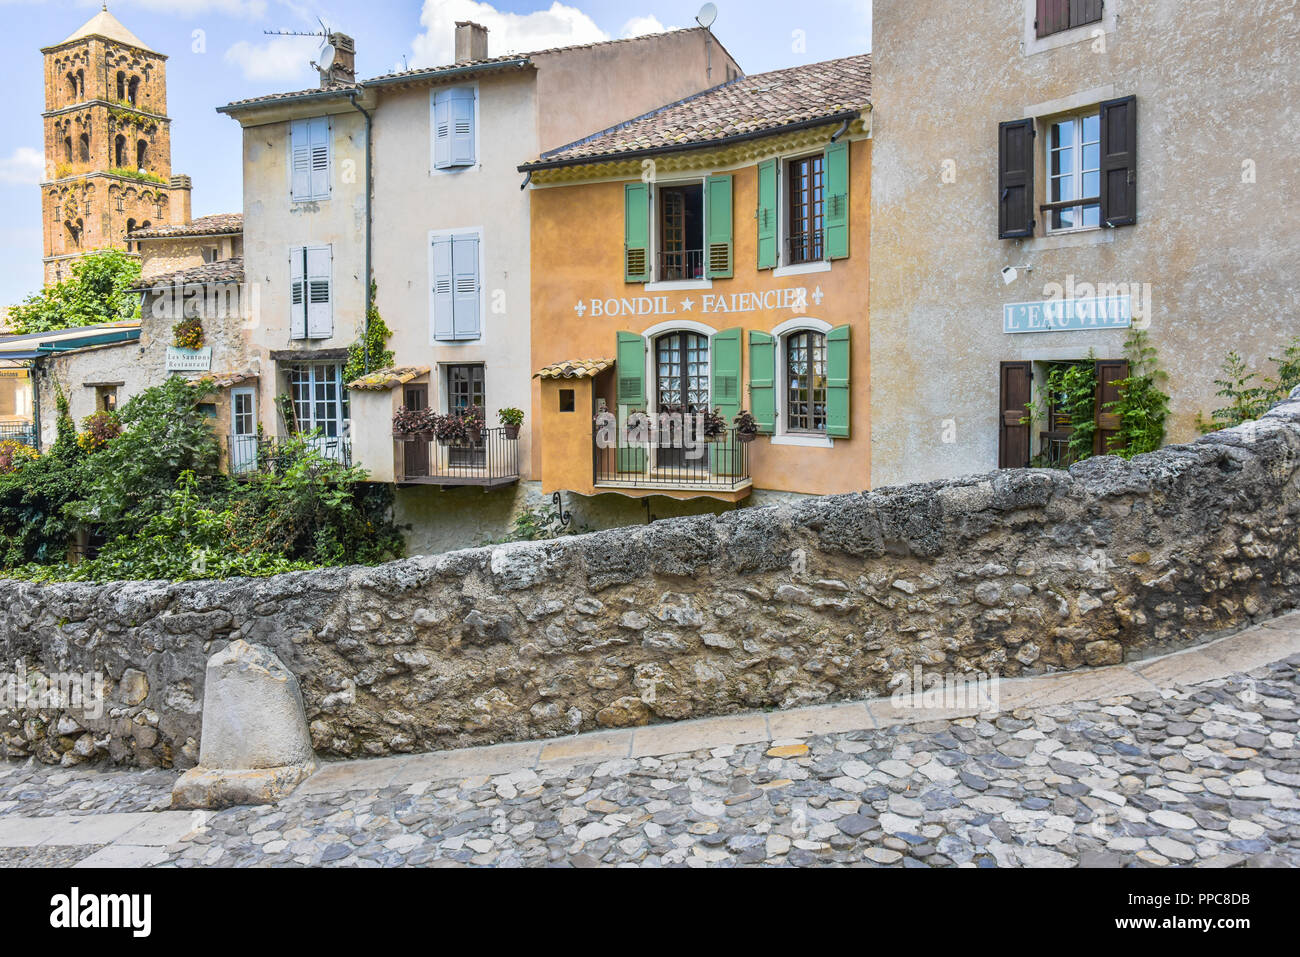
[7,249,142,334]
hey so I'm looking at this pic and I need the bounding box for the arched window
[125,218,136,235]
[78,133,90,162]
[784,330,828,433]
[116,72,126,102]
[65,219,83,249]
[63,137,73,164]
[76,70,85,99]
[136,140,148,170]
[66,73,78,102]
[114,135,127,167]
[127,76,140,106]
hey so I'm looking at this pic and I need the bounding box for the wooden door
[999,362,1033,469]
[1094,359,1129,456]
[404,383,429,478]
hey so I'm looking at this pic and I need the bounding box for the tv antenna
[263,17,336,79]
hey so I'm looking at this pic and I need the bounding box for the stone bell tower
[39,5,192,285]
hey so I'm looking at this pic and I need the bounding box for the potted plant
[734,410,759,443]
[392,406,428,442]
[434,406,484,447]
[499,407,524,439]
[172,316,205,351]
[463,405,485,444]
[700,407,728,442]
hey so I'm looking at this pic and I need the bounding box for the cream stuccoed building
[220,22,740,552]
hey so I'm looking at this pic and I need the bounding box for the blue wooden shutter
[432,91,451,169]
[451,233,481,340]
[309,116,331,200]
[624,183,650,282]
[824,141,850,260]
[290,120,311,201]
[306,245,332,339]
[289,246,307,340]
[748,330,775,433]
[756,159,778,269]
[705,175,734,279]
[450,88,476,167]
[826,325,851,438]
[431,236,454,341]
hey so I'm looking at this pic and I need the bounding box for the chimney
[455,21,489,63]
[321,32,356,88]
[168,174,192,225]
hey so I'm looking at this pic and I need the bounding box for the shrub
[0,441,38,475]
[1107,329,1170,458]
[76,410,122,453]
[7,249,142,334]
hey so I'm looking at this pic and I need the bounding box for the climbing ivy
[343,283,395,385]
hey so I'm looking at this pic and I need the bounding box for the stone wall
[3,390,1298,768]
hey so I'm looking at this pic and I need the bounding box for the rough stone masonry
[2,388,1298,769]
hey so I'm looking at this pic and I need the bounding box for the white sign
[575,286,824,318]
[166,346,213,372]
[1003,296,1132,334]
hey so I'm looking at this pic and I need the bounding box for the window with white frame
[288,363,348,438]
[784,330,828,432]
[290,116,332,202]
[1046,112,1101,233]
[289,245,333,340]
[432,87,476,170]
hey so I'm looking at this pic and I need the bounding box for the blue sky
[0,0,871,306]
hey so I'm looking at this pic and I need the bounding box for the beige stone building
[39,7,194,285]
[868,0,1300,487]
[218,22,739,552]
[128,214,243,281]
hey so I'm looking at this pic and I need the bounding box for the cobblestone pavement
[1,647,1296,868]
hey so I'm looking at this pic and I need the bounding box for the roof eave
[517,108,867,173]
[365,58,533,89]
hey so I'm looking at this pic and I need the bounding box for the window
[785,331,828,432]
[431,232,481,341]
[1036,0,1103,39]
[78,134,90,163]
[432,87,476,170]
[127,76,140,106]
[1047,112,1101,233]
[559,389,575,413]
[786,155,825,265]
[202,246,219,264]
[658,183,704,281]
[116,72,126,101]
[288,364,348,438]
[96,387,119,413]
[289,245,333,340]
[136,140,148,171]
[290,117,331,202]
[447,364,485,413]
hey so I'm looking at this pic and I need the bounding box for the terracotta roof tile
[135,258,244,291]
[206,370,259,389]
[535,358,614,380]
[348,366,430,392]
[130,214,242,240]
[523,54,870,169]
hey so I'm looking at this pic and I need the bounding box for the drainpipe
[830,119,851,143]
[347,90,375,372]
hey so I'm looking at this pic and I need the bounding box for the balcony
[226,433,352,477]
[658,248,704,282]
[594,425,752,498]
[396,427,520,488]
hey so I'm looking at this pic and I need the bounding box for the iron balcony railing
[0,423,37,448]
[658,248,705,282]
[396,427,520,487]
[594,424,751,492]
[785,229,825,266]
[226,433,352,477]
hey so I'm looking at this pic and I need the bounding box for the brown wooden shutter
[1071,0,1105,29]
[1037,0,1072,37]
[998,119,1036,239]
[1099,95,1138,227]
[999,362,1033,469]
[1094,359,1129,455]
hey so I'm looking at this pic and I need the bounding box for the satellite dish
[317,42,336,73]
[696,2,718,29]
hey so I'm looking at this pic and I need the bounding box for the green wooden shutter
[824,141,850,260]
[705,175,734,279]
[748,330,776,434]
[756,159,777,270]
[624,183,651,282]
[616,331,646,471]
[826,325,851,437]
[711,328,742,474]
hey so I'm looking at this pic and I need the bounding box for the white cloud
[0,148,43,186]
[224,34,320,84]
[411,0,621,67]
[620,15,674,39]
